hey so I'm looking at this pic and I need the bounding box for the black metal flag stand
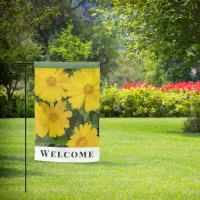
[9,53,108,192]
[9,62,34,192]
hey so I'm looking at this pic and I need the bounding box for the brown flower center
[76,137,88,147]
[84,84,94,95]
[49,113,58,122]
[47,76,57,86]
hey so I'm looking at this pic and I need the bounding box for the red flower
[122,81,200,93]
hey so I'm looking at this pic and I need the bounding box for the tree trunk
[36,24,48,46]
[197,0,200,10]
[5,79,19,102]
[6,84,13,102]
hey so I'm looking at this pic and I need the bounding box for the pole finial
[90,53,109,65]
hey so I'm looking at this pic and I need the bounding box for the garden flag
[34,62,100,162]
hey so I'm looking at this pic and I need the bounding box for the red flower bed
[122,82,158,89]
[122,81,200,93]
[161,81,200,92]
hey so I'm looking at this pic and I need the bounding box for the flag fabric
[34,62,100,162]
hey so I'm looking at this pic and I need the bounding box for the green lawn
[0,118,200,200]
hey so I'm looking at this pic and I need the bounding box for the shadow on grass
[0,166,46,178]
[0,155,45,178]
[181,132,200,138]
[71,160,136,167]
[0,155,24,162]
[165,130,200,138]
[0,167,24,178]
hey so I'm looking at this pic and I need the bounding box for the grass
[0,118,200,200]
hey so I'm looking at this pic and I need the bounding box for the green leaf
[91,112,99,128]
[79,105,90,122]
[54,134,68,147]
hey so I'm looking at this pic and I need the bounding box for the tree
[0,0,43,101]
[48,24,92,61]
[96,0,200,64]
[0,0,61,101]
[0,41,40,101]
[139,56,200,86]
[0,0,120,102]
[106,51,142,87]
[80,22,119,78]
[67,1,120,78]
[30,0,77,48]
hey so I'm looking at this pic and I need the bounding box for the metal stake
[9,62,34,192]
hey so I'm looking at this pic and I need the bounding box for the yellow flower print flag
[34,62,100,162]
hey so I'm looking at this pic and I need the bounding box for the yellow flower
[35,68,69,102]
[35,102,48,138]
[39,101,72,138]
[67,123,99,147]
[65,68,100,112]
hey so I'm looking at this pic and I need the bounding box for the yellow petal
[84,91,100,112]
[68,93,85,109]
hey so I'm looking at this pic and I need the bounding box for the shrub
[0,94,34,118]
[1,84,200,120]
[100,87,200,117]
[100,87,119,117]
[184,117,200,133]
[184,99,200,133]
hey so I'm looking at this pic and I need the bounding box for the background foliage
[0,0,119,103]
[100,86,200,118]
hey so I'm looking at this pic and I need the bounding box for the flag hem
[34,62,100,69]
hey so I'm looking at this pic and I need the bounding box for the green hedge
[100,87,200,117]
[1,87,200,118]
[0,94,34,118]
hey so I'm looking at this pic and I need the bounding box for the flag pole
[9,62,34,192]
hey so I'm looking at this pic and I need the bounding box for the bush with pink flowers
[101,81,200,118]
[122,81,200,93]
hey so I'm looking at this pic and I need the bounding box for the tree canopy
[0,0,120,100]
[97,0,200,64]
